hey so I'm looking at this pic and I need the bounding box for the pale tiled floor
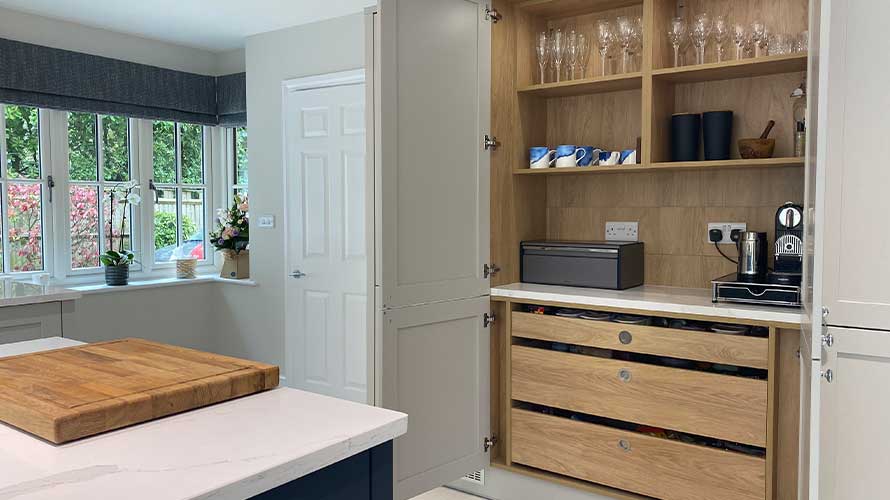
[411,487,483,500]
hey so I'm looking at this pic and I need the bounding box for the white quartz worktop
[492,282,803,325]
[0,281,81,308]
[0,339,408,500]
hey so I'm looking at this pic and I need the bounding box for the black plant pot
[702,110,734,160]
[104,264,130,286]
[671,113,701,162]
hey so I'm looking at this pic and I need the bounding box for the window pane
[5,105,40,179]
[102,115,130,182]
[103,187,133,254]
[67,113,97,181]
[70,185,100,269]
[154,188,178,263]
[152,121,175,183]
[181,124,203,184]
[182,188,205,260]
[7,183,43,271]
[235,127,248,185]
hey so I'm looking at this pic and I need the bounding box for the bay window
[232,127,248,198]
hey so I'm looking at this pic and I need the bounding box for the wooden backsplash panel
[545,166,803,288]
[546,89,642,153]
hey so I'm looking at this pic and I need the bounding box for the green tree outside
[4,105,40,179]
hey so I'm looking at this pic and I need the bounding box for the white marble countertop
[0,339,408,500]
[492,282,803,326]
[0,281,81,308]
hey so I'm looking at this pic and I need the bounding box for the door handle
[289,270,306,279]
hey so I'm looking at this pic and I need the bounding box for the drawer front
[511,345,767,446]
[0,303,63,345]
[511,408,765,500]
[512,311,769,369]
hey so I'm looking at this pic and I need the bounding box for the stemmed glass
[616,16,635,74]
[633,17,643,71]
[667,17,687,67]
[536,31,550,84]
[733,23,748,60]
[596,20,614,76]
[713,15,728,62]
[576,32,591,78]
[751,20,766,57]
[566,29,580,80]
[690,13,712,65]
[551,28,566,82]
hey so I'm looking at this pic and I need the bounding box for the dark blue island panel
[251,441,393,500]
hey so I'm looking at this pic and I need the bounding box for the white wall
[214,13,366,366]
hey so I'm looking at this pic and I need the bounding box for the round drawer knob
[618,330,633,345]
[618,368,632,382]
[618,439,632,452]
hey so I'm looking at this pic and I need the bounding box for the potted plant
[210,194,249,279]
[100,180,141,286]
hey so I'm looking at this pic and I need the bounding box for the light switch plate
[707,222,747,244]
[257,215,275,228]
[605,221,639,241]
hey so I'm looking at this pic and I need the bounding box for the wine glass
[633,17,643,71]
[713,15,728,63]
[596,20,614,76]
[751,20,766,57]
[535,31,549,84]
[577,32,591,78]
[566,29,580,80]
[616,16,634,73]
[690,13,712,65]
[796,30,809,53]
[551,28,565,82]
[667,17,687,67]
[732,23,748,60]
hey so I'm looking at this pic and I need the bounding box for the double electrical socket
[707,222,747,245]
[605,222,639,241]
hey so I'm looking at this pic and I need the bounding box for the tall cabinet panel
[376,0,491,309]
[819,0,890,331]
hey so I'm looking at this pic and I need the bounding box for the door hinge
[483,435,498,452]
[485,6,501,23]
[822,332,834,348]
[483,263,500,278]
[822,306,830,320]
[483,312,496,328]
[483,134,499,151]
[821,369,834,383]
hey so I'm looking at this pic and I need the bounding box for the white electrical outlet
[707,222,747,245]
[605,221,639,242]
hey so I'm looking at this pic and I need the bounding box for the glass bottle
[791,80,807,157]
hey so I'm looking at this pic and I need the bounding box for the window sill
[68,275,257,295]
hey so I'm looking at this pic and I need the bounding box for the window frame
[227,126,248,199]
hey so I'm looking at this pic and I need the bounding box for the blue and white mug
[620,149,638,165]
[598,150,621,166]
[577,146,598,167]
[555,145,586,168]
[529,146,555,169]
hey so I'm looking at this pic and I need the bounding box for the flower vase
[220,250,250,279]
[104,264,130,286]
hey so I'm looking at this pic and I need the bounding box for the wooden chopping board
[0,338,279,443]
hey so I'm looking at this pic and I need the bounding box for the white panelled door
[283,72,369,404]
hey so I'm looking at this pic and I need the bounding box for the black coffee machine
[768,202,804,286]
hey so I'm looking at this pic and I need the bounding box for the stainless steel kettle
[737,231,768,282]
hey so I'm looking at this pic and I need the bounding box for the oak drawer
[512,311,769,369]
[511,408,765,500]
[511,345,767,446]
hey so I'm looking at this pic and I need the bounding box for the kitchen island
[0,338,407,500]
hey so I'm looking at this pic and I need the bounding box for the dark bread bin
[520,241,644,290]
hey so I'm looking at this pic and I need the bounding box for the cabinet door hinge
[484,6,502,23]
[483,134,499,151]
[483,263,500,278]
[483,435,498,452]
[483,313,496,328]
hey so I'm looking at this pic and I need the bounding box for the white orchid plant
[99,180,142,267]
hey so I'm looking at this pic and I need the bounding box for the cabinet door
[819,326,890,499]
[0,302,63,345]
[378,297,490,500]
[820,0,890,330]
[376,0,491,308]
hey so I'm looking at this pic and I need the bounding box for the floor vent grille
[462,469,484,485]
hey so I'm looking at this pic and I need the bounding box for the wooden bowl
[738,138,776,159]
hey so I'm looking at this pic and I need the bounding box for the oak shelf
[513,157,804,175]
[518,72,643,98]
[652,53,808,84]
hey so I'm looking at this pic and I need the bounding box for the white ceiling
[0,0,376,52]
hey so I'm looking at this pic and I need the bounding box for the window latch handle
[46,175,56,203]
[148,179,159,203]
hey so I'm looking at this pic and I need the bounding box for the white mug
[554,145,586,168]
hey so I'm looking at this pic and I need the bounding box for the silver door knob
[289,270,306,279]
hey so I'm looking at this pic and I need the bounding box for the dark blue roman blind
[216,72,246,127]
[0,38,246,126]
